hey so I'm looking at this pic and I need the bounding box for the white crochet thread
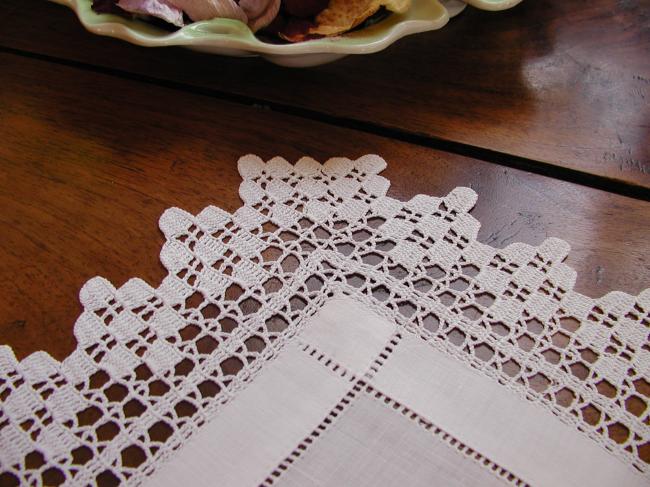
[0,155,648,487]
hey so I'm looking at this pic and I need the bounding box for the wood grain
[1,0,649,188]
[1,52,648,363]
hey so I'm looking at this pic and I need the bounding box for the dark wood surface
[1,0,649,190]
[1,51,649,363]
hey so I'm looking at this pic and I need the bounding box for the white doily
[0,155,648,486]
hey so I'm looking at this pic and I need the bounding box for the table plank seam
[2,45,648,202]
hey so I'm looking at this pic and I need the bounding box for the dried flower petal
[239,0,281,32]
[310,0,410,37]
[117,0,185,26]
[167,0,247,23]
[282,0,329,18]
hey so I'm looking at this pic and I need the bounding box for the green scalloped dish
[51,0,522,66]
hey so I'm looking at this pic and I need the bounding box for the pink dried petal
[117,0,184,26]
[167,0,247,23]
[239,0,280,32]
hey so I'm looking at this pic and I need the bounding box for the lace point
[237,154,265,179]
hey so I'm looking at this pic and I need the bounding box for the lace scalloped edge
[0,154,648,487]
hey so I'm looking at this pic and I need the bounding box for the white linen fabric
[146,298,517,487]
[145,341,353,487]
[0,155,648,487]
[371,334,647,487]
[272,392,510,487]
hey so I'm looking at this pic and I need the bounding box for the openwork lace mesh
[0,155,648,486]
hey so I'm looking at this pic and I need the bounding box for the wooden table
[1,0,649,355]
[1,0,649,460]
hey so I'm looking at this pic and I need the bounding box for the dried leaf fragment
[310,0,410,37]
